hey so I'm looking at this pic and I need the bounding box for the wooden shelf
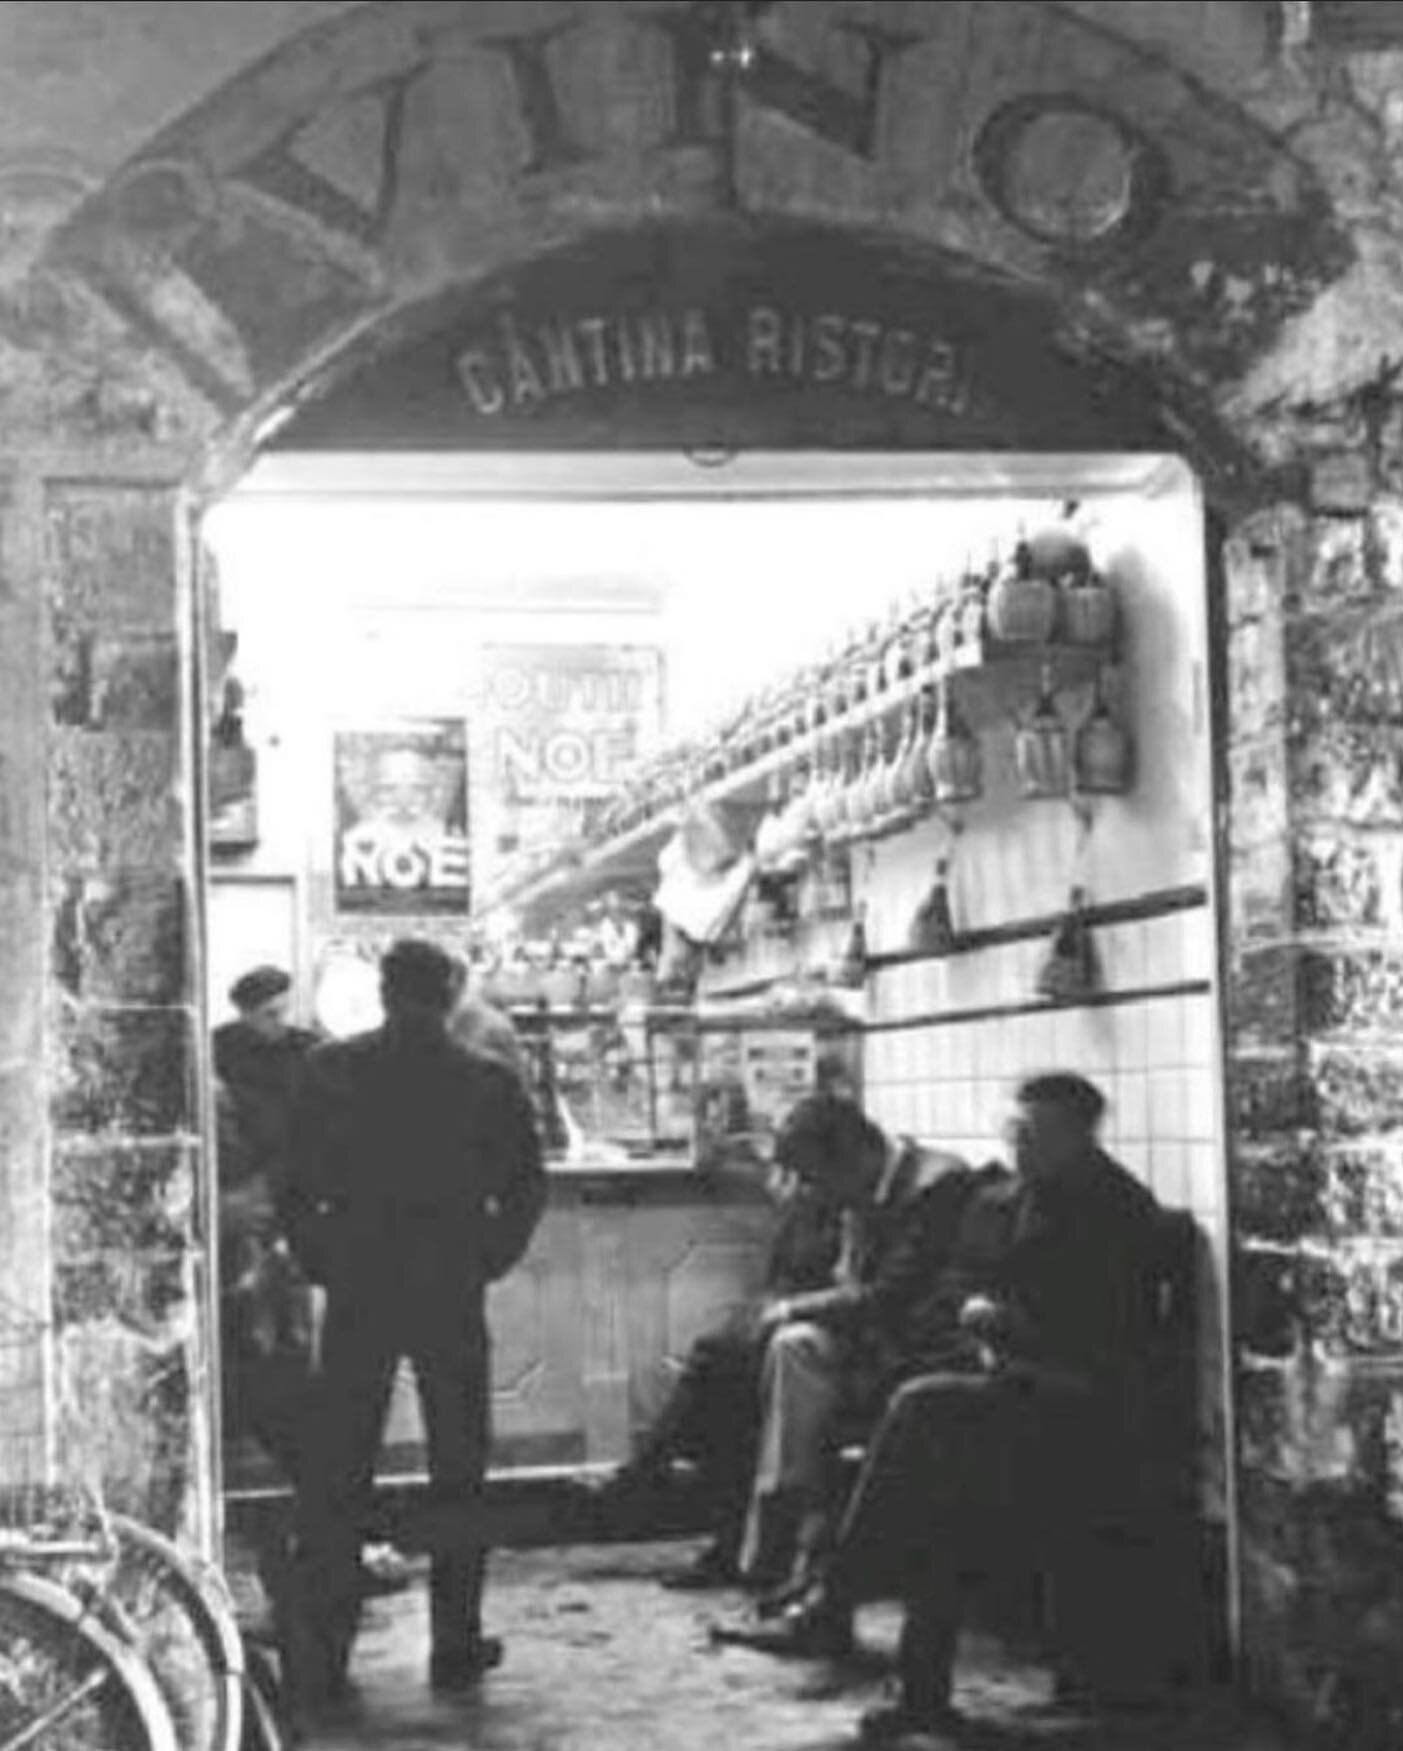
[492,636,1117,931]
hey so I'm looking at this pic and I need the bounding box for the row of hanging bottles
[738,521,1135,990]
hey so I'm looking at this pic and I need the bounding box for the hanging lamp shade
[1074,681,1134,795]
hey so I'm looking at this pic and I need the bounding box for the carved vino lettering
[651,7,725,151]
[740,22,921,160]
[482,20,593,175]
[233,62,428,249]
[66,56,428,406]
[648,10,920,162]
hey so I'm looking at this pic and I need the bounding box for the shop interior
[200,449,1232,1612]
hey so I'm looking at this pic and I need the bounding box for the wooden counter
[372,1162,774,1480]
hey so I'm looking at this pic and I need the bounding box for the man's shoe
[709,1596,854,1659]
[429,1636,504,1691]
[359,1542,417,1597]
[659,1542,739,1591]
[857,1699,964,1747]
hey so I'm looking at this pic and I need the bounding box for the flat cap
[229,965,292,1011]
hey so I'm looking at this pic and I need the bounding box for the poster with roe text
[334,721,471,914]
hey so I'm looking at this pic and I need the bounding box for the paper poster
[334,721,470,914]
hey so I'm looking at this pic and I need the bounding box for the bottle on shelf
[902,688,937,820]
[1015,665,1071,799]
[928,678,983,805]
[837,902,869,989]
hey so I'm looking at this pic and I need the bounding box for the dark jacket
[934,1146,1165,1393]
[781,1140,985,1373]
[281,1023,546,1308]
[765,1184,844,1298]
[214,1019,319,1195]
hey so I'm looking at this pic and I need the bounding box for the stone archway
[5,0,1402,1733]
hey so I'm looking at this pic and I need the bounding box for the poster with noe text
[334,721,470,914]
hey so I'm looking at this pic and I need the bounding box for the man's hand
[958,1295,1008,1373]
[957,1293,1005,1335]
[757,1298,794,1335]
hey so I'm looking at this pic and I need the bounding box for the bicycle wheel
[97,1517,245,1751]
[240,1646,287,1751]
[0,1569,178,1751]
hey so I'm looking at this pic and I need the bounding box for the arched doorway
[192,212,1236,1680]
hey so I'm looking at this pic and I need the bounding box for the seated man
[728,1094,985,1603]
[738,1073,1166,1751]
[593,1113,850,1589]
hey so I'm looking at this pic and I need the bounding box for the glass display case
[505,1002,858,1170]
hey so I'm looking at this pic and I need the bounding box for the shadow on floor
[233,1540,1290,1751]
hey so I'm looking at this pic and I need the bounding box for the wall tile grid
[863,905,1229,1517]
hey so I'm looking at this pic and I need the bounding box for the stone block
[1371,499,1403,593]
[1230,942,1305,1044]
[1289,719,1403,825]
[1288,614,1403,731]
[50,628,180,731]
[1227,613,1288,739]
[1230,835,1295,940]
[52,872,188,1006]
[1237,1244,1309,1358]
[48,730,182,872]
[1329,1245,1403,1357]
[1304,511,1374,601]
[1310,454,1374,516]
[54,1245,191,1335]
[1235,1354,1359,1485]
[1228,1050,1318,1137]
[1320,1144,1403,1240]
[0,1068,46,1313]
[1223,505,1305,626]
[1303,948,1403,1036]
[53,1320,194,1534]
[44,483,178,633]
[0,871,41,1065]
[1295,836,1386,930]
[1226,735,1291,844]
[51,1141,196,1258]
[1234,1141,1326,1245]
[49,1004,193,1138]
[1238,1470,1403,1738]
[1310,1045,1403,1138]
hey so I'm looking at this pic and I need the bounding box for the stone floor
[275,1541,1292,1751]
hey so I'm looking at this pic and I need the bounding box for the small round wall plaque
[974,96,1169,252]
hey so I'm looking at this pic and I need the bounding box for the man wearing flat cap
[214,966,320,1482]
[735,1072,1171,1750]
[216,966,319,1197]
[282,938,546,1711]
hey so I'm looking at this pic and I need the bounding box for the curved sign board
[278,219,1185,457]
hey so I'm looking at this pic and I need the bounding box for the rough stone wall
[38,475,211,1542]
[1221,470,1403,1743]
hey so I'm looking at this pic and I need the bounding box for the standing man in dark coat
[282,938,546,1705]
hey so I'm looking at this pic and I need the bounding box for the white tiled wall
[863,908,1230,1520]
